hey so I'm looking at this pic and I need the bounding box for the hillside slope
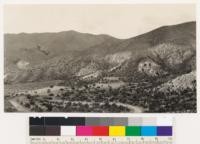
[4,21,196,83]
[5,31,119,70]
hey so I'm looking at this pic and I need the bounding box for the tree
[50,85,54,88]
[47,89,51,93]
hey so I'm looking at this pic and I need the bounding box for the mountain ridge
[4,21,196,84]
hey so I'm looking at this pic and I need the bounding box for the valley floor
[4,75,196,113]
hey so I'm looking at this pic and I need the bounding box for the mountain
[4,30,119,69]
[4,21,196,84]
[84,21,195,56]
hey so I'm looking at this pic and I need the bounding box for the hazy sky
[4,4,195,39]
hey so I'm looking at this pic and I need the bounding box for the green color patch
[126,126,141,136]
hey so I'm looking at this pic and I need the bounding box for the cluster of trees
[7,68,196,113]
[18,94,130,112]
[149,87,196,113]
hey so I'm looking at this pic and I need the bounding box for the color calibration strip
[29,117,173,137]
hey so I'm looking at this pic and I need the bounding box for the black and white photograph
[4,4,196,113]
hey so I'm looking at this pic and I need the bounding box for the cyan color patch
[141,126,157,136]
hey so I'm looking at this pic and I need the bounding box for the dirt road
[9,98,29,112]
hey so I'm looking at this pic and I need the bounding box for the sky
[4,4,196,39]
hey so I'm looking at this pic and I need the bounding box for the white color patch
[61,126,76,136]
[157,117,173,126]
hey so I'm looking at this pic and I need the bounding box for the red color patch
[92,126,109,136]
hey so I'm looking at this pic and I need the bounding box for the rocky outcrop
[150,43,195,72]
[105,51,132,64]
[158,71,196,92]
[16,60,29,69]
[138,58,167,77]
[77,62,99,77]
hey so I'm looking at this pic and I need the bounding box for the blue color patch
[141,126,157,136]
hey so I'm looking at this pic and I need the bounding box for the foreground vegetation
[4,73,196,113]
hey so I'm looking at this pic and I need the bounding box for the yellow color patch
[109,126,125,136]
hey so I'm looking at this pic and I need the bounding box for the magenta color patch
[76,126,93,136]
